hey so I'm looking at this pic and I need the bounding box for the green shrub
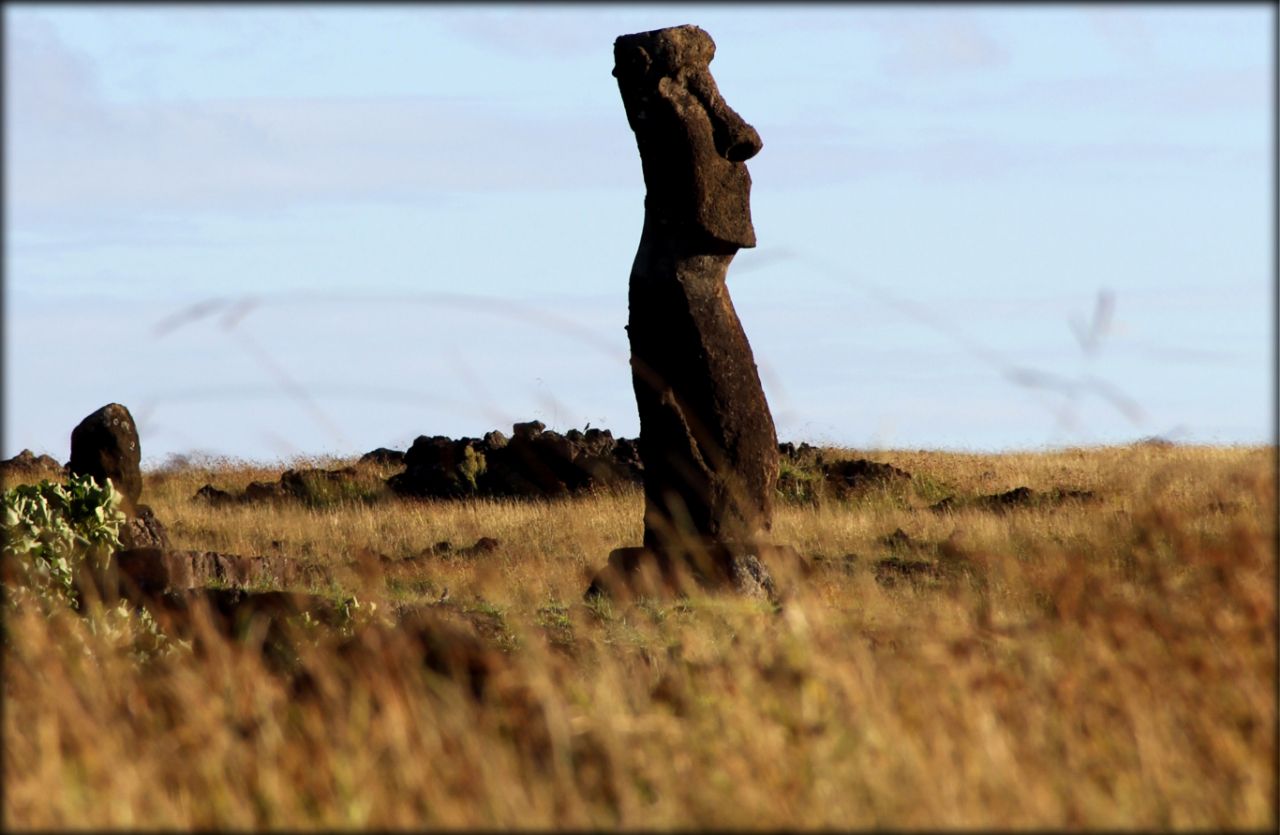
[2,474,126,608]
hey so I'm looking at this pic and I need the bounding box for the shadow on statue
[585,25,804,603]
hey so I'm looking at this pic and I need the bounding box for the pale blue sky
[5,5,1273,464]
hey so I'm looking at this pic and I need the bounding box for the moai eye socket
[613,44,652,81]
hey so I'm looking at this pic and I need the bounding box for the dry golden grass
[4,443,1275,829]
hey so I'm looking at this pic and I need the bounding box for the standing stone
[69,403,142,514]
[590,25,787,596]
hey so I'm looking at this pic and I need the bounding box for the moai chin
[590,25,785,597]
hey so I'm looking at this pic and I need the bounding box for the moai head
[613,24,762,250]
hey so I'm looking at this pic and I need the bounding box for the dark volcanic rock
[874,557,939,586]
[603,24,784,590]
[112,548,332,596]
[459,536,501,557]
[295,606,504,703]
[878,527,914,549]
[279,467,358,499]
[389,423,641,500]
[931,486,1097,514]
[359,447,405,467]
[512,420,545,441]
[244,480,288,503]
[823,459,911,496]
[69,403,143,514]
[143,589,342,665]
[389,435,487,498]
[193,484,235,506]
[235,467,366,505]
[585,542,801,603]
[119,505,171,550]
[0,449,64,484]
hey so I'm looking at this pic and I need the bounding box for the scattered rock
[233,467,368,506]
[931,486,1097,513]
[68,403,143,514]
[144,589,343,669]
[111,548,332,596]
[0,449,64,484]
[585,542,798,603]
[279,467,360,501]
[778,442,817,462]
[810,553,859,575]
[193,484,235,506]
[244,480,288,503]
[728,554,778,601]
[985,486,1037,509]
[874,557,938,586]
[389,435,488,498]
[296,605,505,703]
[118,505,171,550]
[459,537,501,557]
[388,422,642,500]
[512,420,545,441]
[416,537,500,560]
[823,459,911,496]
[878,528,914,549]
[359,447,405,467]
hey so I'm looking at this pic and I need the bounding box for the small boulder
[193,484,235,506]
[359,447,405,467]
[119,505,171,550]
[388,435,487,498]
[244,480,288,503]
[0,449,64,485]
[512,420,545,441]
[823,458,911,497]
[458,536,501,557]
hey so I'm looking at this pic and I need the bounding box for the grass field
[3,442,1275,829]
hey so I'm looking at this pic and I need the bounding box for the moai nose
[723,119,762,162]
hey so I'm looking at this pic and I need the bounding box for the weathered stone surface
[930,486,1096,514]
[823,459,912,496]
[0,449,64,485]
[585,542,804,603]
[118,505,171,550]
[193,483,235,506]
[388,422,642,500]
[389,435,488,498]
[244,480,288,503]
[69,403,142,514]
[113,548,331,595]
[599,25,784,590]
[143,589,341,664]
[288,605,505,703]
[359,447,406,467]
[220,467,370,506]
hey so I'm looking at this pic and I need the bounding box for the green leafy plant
[2,474,126,608]
[459,446,487,493]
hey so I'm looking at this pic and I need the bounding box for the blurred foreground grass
[4,443,1274,828]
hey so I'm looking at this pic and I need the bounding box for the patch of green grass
[910,472,953,504]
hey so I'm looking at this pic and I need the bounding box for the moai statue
[587,25,794,600]
[69,403,143,515]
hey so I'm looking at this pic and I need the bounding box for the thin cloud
[862,12,1009,77]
